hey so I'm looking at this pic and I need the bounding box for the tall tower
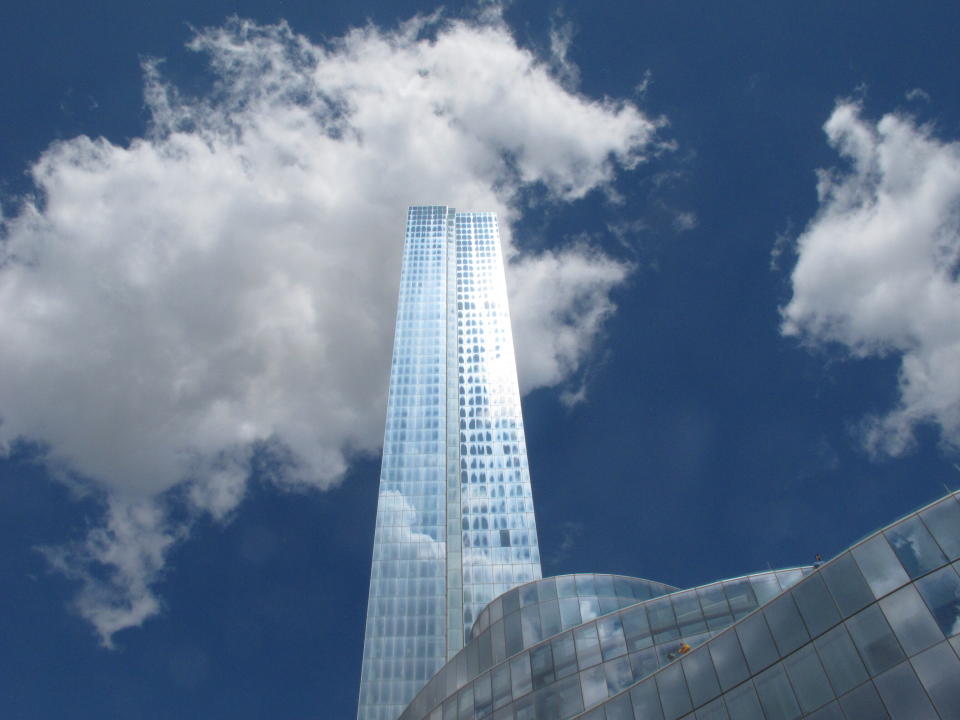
[357,206,542,720]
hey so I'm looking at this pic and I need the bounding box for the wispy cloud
[0,14,663,644]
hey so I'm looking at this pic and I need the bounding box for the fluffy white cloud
[782,102,960,456]
[1,15,659,644]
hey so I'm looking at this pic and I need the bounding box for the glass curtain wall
[358,207,542,720]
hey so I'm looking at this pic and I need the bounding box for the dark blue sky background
[2,1,960,718]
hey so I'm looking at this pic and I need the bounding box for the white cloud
[782,102,960,456]
[0,15,660,644]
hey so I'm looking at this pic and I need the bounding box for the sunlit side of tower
[357,206,542,720]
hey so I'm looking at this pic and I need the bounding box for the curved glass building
[359,207,960,719]
[395,491,960,719]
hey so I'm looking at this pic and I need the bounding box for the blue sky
[1,1,959,717]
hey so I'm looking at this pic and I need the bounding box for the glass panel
[698,585,733,631]
[852,536,910,599]
[673,592,707,635]
[754,664,802,720]
[916,565,960,637]
[575,624,603,669]
[539,578,558,602]
[533,672,583,720]
[475,673,493,719]
[598,617,628,661]
[648,600,680,644]
[722,579,758,618]
[580,665,608,708]
[708,630,749,691]
[629,646,659,682]
[846,604,906,676]
[604,694,634,720]
[681,649,721,707]
[911,641,960,719]
[560,597,583,630]
[695,697,729,720]
[655,663,692,720]
[879,584,944,655]
[821,553,874,617]
[805,701,845,720]
[541,600,562,639]
[751,574,782,605]
[814,625,868,695]
[530,644,555,691]
[553,633,579,679]
[510,653,532,697]
[885,516,947,578]
[521,605,542,647]
[492,663,512,709]
[792,575,841,638]
[838,681,890,719]
[736,613,779,674]
[723,682,764,720]
[622,605,652,652]
[505,611,524,657]
[503,590,520,615]
[557,576,578,598]
[521,583,539,607]
[596,575,616,598]
[630,680,664,720]
[874,662,938,720]
[577,575,598,597]
[764,594,810,655]
[783,644,835,713]
[920,497,960,560]
[605,656,635,695]
[581,597,602,623]
[458,685,474,720]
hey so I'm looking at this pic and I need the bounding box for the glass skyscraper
[357,206,542,720]
[358,206,960,720]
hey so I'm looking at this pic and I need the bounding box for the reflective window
[552,633,579,680]
[510,653,532,697]
[723,580,758,617]
[629,647,659,681]
[492,663,511,710]
[805,701,845,720]
[751,574,782,605]
[708,630,749,691]
[598,617,628,661]
[605,657,634,695]
[916,565,960,637]
[885,516,947,578]
[648,601,680,644]
[560,597,583,630]
[920,497,960,560]
[814,625,868,695]
[630,680,664,720]
[911,641,960,719]
[655,663,692,720]
[846,605,906,676]
[821,553,874,617]
[783,644,834,713]
[755,664,802,720]
[533,673,583,720]
[838,681,889,719]
[681,649,721,707]
[580,665,607,708]
[879,584,943,656]
[695,697,730,720]
[852,536,910,599]
[764,594,810,655]
[698,585,733,631]
[736,613,779,674]
[622,606,652,652]
[723,681,764,720]
[575,625,602,669]
[792,574,841,638]
[530,644,554,691]
[604,694,634,720]
[874,661,938,720]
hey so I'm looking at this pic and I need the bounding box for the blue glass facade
[358,207,542,720]
[397,491,960,720]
